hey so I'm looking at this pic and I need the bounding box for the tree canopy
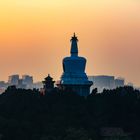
[0,86,139,140]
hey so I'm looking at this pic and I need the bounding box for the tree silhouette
[0,86,138,140]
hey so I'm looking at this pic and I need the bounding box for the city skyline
[0,74,133,88]
[0,73,129,94]
[0,0,140,86]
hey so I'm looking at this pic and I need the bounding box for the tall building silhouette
[115,78,125,88]
[8,75,19,86]
[88,75,125,93]
[22,75,33,88]
[57,33,93,96]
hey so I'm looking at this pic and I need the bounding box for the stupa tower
[58,33,93,96]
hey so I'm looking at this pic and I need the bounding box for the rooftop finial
[71,33,78,42]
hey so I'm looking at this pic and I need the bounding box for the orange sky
[0,0,140,86]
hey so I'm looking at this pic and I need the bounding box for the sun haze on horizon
[0,0,140,86]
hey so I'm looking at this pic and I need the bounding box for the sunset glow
[0,0,140,86]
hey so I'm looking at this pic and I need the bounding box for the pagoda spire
[70,33,78,56]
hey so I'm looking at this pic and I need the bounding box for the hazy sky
[0,0,140,86]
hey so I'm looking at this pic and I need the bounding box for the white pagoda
[58,33,93,96]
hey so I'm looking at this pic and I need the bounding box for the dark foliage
[0,86,139,140]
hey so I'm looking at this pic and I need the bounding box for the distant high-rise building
[8,74,33,89]
[89,75,115,93]
[17,79,26,89]
[22,75,33,88]
[88,75,125,93]
[8,75,19,86]
[114,78,124,88]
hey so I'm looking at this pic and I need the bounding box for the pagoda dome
[63,56,86,73]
